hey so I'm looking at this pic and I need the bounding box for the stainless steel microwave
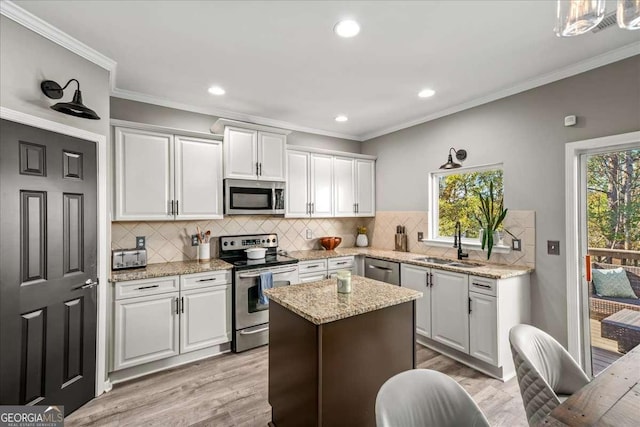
[224,179,285,215]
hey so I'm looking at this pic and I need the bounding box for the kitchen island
[264,276,422,427]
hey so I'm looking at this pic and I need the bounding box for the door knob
[73,278,99,290]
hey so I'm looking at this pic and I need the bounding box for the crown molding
[111,87,362,141]
[0,0,117,87]
[360,41,640,141]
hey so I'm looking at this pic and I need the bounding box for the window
[429,164,503,242]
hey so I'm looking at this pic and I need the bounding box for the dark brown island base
[264,276,423,427]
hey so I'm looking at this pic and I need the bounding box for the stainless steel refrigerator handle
[239,327,269,335]
[368,265,393,272]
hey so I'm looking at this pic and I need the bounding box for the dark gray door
[0,119,98,414]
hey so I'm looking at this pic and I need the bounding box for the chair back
[509,324,590,426]
[375,369,490,427]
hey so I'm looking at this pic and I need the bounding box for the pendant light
[555,0,606,37]
[40,79,101,120]
[618,0,640,29]
[439,148,467,170]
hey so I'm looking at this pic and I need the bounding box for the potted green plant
[475,182,508,260]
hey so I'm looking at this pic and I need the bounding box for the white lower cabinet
[431,269,469,353]
[114,291,180,371]
[469,292,499,365]
[112,272,231,372]
[297,256,355,283]
[400,264,432,338]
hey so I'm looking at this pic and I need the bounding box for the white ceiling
[13,0,640,140]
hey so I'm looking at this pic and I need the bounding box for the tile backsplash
[112,217,375,265]
[370,210,535,268]
[112,210,534,268]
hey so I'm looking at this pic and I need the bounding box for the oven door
[234,264,299,330]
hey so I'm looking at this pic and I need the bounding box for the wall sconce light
[439,147,467,169]
[40,79,100,120]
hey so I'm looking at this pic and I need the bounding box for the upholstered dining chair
[509,324,591,426]
[375,369,490,427]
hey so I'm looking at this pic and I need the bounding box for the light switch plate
[417,232,424,241]
[512,238,522,251]
[191,235,199,246]
[136,236,146,249]
[306,229,313,239]
[548,240,560,255]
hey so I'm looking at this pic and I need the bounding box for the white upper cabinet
[114,127,174,221]
[333,157,356,217]
[223,127,258,179]
[257,131,286,181]
[286,151,311,217]
[223,126,286,181]
[174,136,223,220]
[113,123,223,221]
[355,159,375,217]
[310,154,333,217]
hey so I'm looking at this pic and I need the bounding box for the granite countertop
[289,248,532,279]
[264,275,422,325]
[110,259,233,282]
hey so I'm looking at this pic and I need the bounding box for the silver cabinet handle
[259,163,262,176]
[304,264,321,269]
[430,273,433,286]
[312,202,315,213]
[175,297,180,314]
[425,274,429,288]
[368,265,393,272]
[469,297,472,314]
[472,282,492,289]
[256,161,259,176]
[239,327,269,335]
[335,261,348,265]
[136,284,159,290]
[180,296,185,314]
[169,200,174,215]
[196,278,217,282]
[175,200,179,216]
[356,203,359,213]
[72,278,99,291]
[238,268,298,278]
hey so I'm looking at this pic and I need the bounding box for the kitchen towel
[258,271,273,305]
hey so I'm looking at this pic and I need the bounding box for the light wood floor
[67,345,527,426]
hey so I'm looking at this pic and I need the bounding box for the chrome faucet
[453,221,469,261]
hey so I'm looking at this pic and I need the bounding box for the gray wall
[0,16,110,137]
[110,97,361,153]
[361,55,640,345]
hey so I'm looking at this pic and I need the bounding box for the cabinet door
[257,131,286,181]
[469,292,499,366]
[286,151,310,217]
[114,127,174,220]
[333,157,356,217]
[400,264,431,338]
[113,292,179,371]
[224,127,257,179]
[310,154,333,217]
[355,159,375,217]
[174,136,223,220]
[180,285,231,354]
[431,270,469,353]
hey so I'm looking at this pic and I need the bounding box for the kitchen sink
[447,261,483,268]
[413,257,452,265]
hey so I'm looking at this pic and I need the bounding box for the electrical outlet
[547,240,560,256]
[417,231,424,241]
[306,229,313,239]
[511,238,522,251]
[191,234,199,246]
[136,236,146,249]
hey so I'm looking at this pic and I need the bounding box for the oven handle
[239,327,269,335]
[238,267,298,278]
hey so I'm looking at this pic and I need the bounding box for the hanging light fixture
[40,79,101,120]
[439,148,467,170]
[618,0,640,29]
[555,0,606,37]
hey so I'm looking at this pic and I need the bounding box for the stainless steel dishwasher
[364,257,400,285]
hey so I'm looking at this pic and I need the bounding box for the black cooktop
[225,254,298,271]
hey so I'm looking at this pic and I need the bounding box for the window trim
[426,162,509,250]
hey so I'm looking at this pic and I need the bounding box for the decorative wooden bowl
[319,236,342,250]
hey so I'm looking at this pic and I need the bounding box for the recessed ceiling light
[334,20,360,38]
[335,115,348,122]
[208,86,225,95]
[418,88,436,98]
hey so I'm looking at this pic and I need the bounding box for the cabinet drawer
[181,270,231,291]
[299,272,327,284]
[328,256,354,270]
[115,276,180,300]
[298,259,328,274]
[469,276,497,296]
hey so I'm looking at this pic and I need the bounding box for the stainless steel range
[219,233,299,352]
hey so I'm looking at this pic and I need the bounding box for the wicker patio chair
[589,262,640,321]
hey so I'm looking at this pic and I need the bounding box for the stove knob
[230,241,235,246]
[223,242,228,246]
[262,239,265,243]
